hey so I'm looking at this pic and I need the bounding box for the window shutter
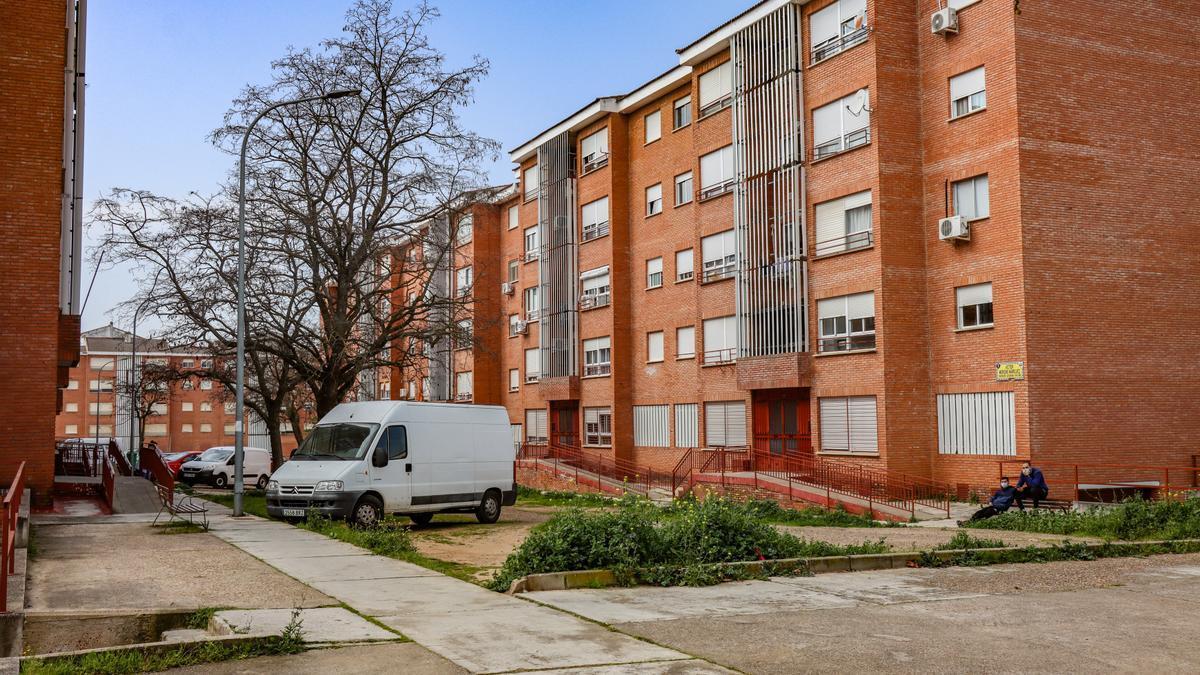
[843,190,871,210]
[726,402,747,446]
[810,4,840,47]
[950,67,986,101]
[677,326,695,357]
[676,249,694,277]
[699,61,731,107]
[815,199,845,248]
[820,398,850,451]
[675,403,699,447]
[846,291,875,321]
[645,110,661,143]
[812,100,840,146]
[937,392,1016,456]
[843,0,867,21]
[633,405,670,447]
[647,258,662,275]
[956,282,992,308]
[705,402,727,446]
[847,396,878,453]
[647,332,664,362]
[581,128,608,158]
[700,151,721,188]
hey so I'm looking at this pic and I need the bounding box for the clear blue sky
[81,0,748,330]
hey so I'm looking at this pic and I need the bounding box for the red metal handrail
[108,440,133,476]
[140,444,175,502]
[517,441,673,497]
[999,459,1200,503]
[2,462,27,612]
[102,454,116,508]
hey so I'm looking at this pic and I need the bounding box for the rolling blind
[699,61,732,107]
[525,409,547,441]
[814,199,845,246]
[810,4,839,47]
[675,403,699,447]
[950,67,986,100]
[633,405,670,447]
[705,401,746,446]
[937,392,1016,456]
[820,396,877,453]
[812,100,841,146]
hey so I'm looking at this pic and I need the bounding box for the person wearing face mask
[1014,461,1049,510]
[964,477,1018,523]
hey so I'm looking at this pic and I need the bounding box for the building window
[583,407,612,447]
[937,392,1016,455]
[200,423,213,433]
[151,403,167,415]
[523,165,539,201]
[200,379,213,390]
[810,0,868,64]
[200,402,212,412]
[581,197,610,241]
[88,424,113,436]
[647,331,664,363]
[646,183,663,216]
[950,66,986,118]
[65,402,79,413]
[525,409,548,443]
[456,214,473,245]
[182,424,194,433]
[701,230,736,282]
[818,291,876,353]
[674,403,699,447]
[580,266,611,309]
[813,90,871,159]
[68,379,79,390]
[699,145,735,200]
[633,405,670,447]
[525,348,540,382]
[224,423,237,434]
[674,171,693,206]
[509,369,520,392]
[181,359,195,369]
[455,371,473,401]
[705,401,746,446]
[702,316,737,364]
[181,401,194,412]
[952,174,990,221]
[644,110,661,144]
[814,190,872,256]
[91,357,115,371]
[819,396,878,454]
[646,257,663,289]
[523,286,540,321]
[583,336,611,377]
[673,95,692,129]
[89,402,113,416]
[676,325,695,359]
[675,248,694,282]
[956,282,994,329]
[65,424,79,435]
[580,127,609,173]
[181,379,194,390]
[524,226,539,261]
[508,259,519,283]
[508,204,519,230]
[145,423,167,436]
[509,313,522,337]
[698,61,732,118]
[85,379,111,392]
[456,266,473,297]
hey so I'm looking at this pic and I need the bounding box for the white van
[179,446,272,490]
[265,401,516,527]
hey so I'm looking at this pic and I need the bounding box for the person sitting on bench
[1014,461,1049,510]
[967,478,1017,522]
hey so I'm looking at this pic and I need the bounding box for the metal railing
[814,230,873,257]
[582,221,609,242]
[814,127,871,160]
[517,441,673,497]
[580,292,610,310]
[703,348,737,365]
[702,260,735,283]
[818,333,876,353]
[699,179,735,201]
[647,271,663,288]
[581,152,609,174]
[102,453,116,508]
[139,444,175,500]
[811,25,869,63]
[997,459,1200,503]
[1,462,26,612]
[584,362,611,377]
[698,95,732,120]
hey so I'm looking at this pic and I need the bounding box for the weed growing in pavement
[301,515,416,558]
[964,495,1200,541]
[935,531,1008,551]
[183,607,231,630]
[735,498,893,528]
[516,486,622,508]
[20,636,304,674]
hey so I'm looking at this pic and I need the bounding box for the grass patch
[299,516,484,583]
[198,490,269,519]
[21,635,304,674]
[183,606,230,630]
[515,486,620,508]
[487,496,890,591]
[738,499,893,528]
[964,496,1200,541]
[935,531,1008,551]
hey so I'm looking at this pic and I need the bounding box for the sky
[81,0,748,331]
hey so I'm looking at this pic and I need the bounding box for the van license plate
[282,509,305,517]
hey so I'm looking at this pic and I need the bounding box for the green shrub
[736,499,888,528]
[936,531,1008,550]
[301,515,415,558]
[964,496,1200,541]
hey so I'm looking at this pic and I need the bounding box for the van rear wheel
[475,490,501,524]
[409,513,433,527]
[351,495,383,528]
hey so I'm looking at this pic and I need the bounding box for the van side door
[370,425,412,512]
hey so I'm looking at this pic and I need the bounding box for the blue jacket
[1017,467,1048,491]
[991,486,1017,510]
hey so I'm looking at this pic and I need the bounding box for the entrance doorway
[752,389,812,456]
[550,402,579,448]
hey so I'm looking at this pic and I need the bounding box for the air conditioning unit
[501,282,514,295]
[514,320,528,335]
[938,215,970,241]
[931,7,958,35]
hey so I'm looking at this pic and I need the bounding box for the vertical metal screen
[536,131,579,378]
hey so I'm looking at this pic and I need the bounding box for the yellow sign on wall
[996,361,1025,381]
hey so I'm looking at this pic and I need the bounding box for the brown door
[753,390,812,456]
[550,402,579,448]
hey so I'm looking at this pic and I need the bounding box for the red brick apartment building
[54,325,301,456]
[0,0,88,504]
[384,0,1200,491]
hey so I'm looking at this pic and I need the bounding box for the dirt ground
[26,522,333,612]
[409,507,551,576]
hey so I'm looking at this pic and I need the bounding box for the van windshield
[292,423,379,461]
[198,448,234,463]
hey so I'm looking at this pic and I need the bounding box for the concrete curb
[509,538,1200,593]
[19,633,287,666]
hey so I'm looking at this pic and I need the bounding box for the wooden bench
[1015,498,1072,513]
[153,483,209,529]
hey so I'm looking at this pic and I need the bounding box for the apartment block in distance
[56,326,301,456]
[386,0,1199,494]
[0,0,88,504]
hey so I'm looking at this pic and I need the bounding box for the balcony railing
[524,249,539,262]
[698,94,732,120]
[584,362,611,377]
[454,392,472,401]
[579,293,610,310]
[814,127,871,160]
[703,348,737,365]
[581,152,609,174]
[525,309,540,322]
[525,373,541,383]
[818,333,876,353]
[811,24,869,64]
[582,220,609,242]
[702,260,736,283]
[814,230,873,257]
[699,179,735,201]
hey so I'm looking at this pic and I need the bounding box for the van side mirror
[372,445,388,468]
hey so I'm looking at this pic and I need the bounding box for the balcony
[579,293,610,310]
[814,230,873,258]
[699,179,735,201]
[818,333,876,354]
[581,220,609,242]
[811,24,869,64]
[814,127,870,161]
[703,348,737,366]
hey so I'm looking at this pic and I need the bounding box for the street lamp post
[233,88,359,517]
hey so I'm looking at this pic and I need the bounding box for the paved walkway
[202,506,727,674]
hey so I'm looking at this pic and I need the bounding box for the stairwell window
[523,286,539,322]
[646,257,663,289]
[509,369,520,392]
[702,316,737,365]
[812,90,870,160]
[647,331,664,363]
[674,171,694,206]
[456,266,472,297]
[956,282,994,329]
[676,248,694,282]
[583,336,611,377]
[677,325,695,359]
[953,174,990,221]
[814,190,872,256]
[646,183,663,216]
[508,204,518,230]
[698,61,732,118]
[524,226,539,261]
[673,95,692,129]
[817,291,876,353]
[523,165,539,201]
[524,348,540,382]
[580,266,611,309]
[699,145,735,200]
[455,372,473,401]
[819,396,878,454]
[456,214,473,245]
[580,128,609,173]
[581,197,609,242]
[701,230,736,282]
[644,110,661,144]
[810,0,868,64]
[950,66,987,119]
[583,407,612,447]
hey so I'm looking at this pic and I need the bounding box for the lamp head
[322,88,361,100]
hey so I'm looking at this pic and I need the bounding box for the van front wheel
[351,495,383,528]
[475,490,501,524]
[213,474,229,489]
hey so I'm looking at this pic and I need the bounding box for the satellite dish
[846,88,873,116]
